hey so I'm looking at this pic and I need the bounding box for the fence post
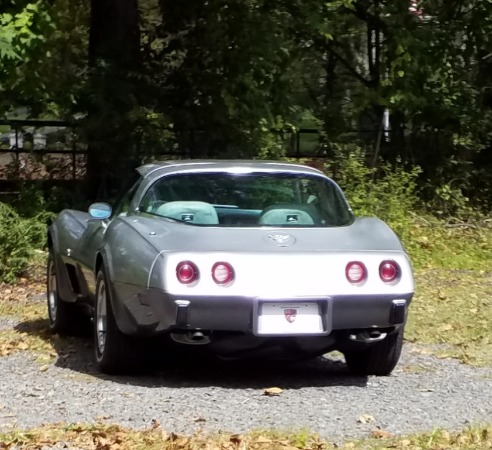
[296,130,301,158]
[72,128,77,180]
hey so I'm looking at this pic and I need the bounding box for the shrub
[11,182,47,217]
[0,203,48,283]
[420,157,482,220]
[324,145,421,243]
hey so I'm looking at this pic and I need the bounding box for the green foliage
[0,203,48,283]
[147,0,305,157]
[0,1,54,115]
[11,182,87,217]
[0,3,47,61]
[290,0,492,205]
[421,156,488,220]
[256,119,298,160]
[256,131,288,160]
[35,0,89,116]
[12,183,46,217]
[0,0,491,215]
[324,146,420,241]
[430,183,471,218]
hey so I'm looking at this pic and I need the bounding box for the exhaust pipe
[349,330,387,343]
[190,331,207,342]
[171,331,211,345]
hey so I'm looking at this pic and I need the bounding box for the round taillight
[176,261,199,284]
[379,260,400,282]
[212,262,234,285]
[345,261,367,284]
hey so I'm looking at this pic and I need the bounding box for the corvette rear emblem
[284,308,297,323]
[266,233,296,247]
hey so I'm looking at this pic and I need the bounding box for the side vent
[65,264,81,294]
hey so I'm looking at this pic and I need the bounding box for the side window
[112,175,142,217]
[140,182,168,213]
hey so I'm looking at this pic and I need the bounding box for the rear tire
[94,269,141,374]
[344,327,404,376]
[47,251,80,335]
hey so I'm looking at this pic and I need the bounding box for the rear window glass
[140,172,354,227]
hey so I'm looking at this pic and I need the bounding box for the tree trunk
[86,0,141,202]
[89,0,140,68]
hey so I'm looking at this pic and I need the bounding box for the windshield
[140,172,354,227]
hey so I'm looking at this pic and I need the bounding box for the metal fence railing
[0,119,86,180]
[2,120,408,182]
[1,120,332,181]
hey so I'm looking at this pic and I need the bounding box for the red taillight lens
[176,261,199,284]
[379,260,400,282]
[212,262,234,285]
[346,261,367,284]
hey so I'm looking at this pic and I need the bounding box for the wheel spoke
[47,261,57,322]
[97,282,107,354]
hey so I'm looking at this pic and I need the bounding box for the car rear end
[149,248,413,336]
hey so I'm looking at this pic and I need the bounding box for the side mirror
[89,202,112,219]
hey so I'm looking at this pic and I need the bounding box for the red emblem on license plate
[284,308,297,323]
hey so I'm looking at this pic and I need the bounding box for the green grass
[406,268,492,366]
[407,222,492,271]
[403,223,492,366]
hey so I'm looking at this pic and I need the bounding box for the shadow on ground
[14,318,368,390]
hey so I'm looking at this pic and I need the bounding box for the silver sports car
[47,160,414,375]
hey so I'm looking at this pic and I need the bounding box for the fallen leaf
[357,414,375,424]
[371,429,393,439]
[263,387,284,396]
[193,417,206,423]
[96,415,111,421]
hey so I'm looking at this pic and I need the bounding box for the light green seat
[259,207,315,226]
[155,201,219,225]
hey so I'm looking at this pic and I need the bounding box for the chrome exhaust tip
[349,330,387,343]
[170,331,211,345]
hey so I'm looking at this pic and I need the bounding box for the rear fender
[98,253,142,335]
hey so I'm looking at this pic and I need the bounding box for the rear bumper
[110,282,413,337]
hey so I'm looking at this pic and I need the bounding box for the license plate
[257,302,323,335]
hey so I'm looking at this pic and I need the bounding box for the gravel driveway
[0,307,491,440]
